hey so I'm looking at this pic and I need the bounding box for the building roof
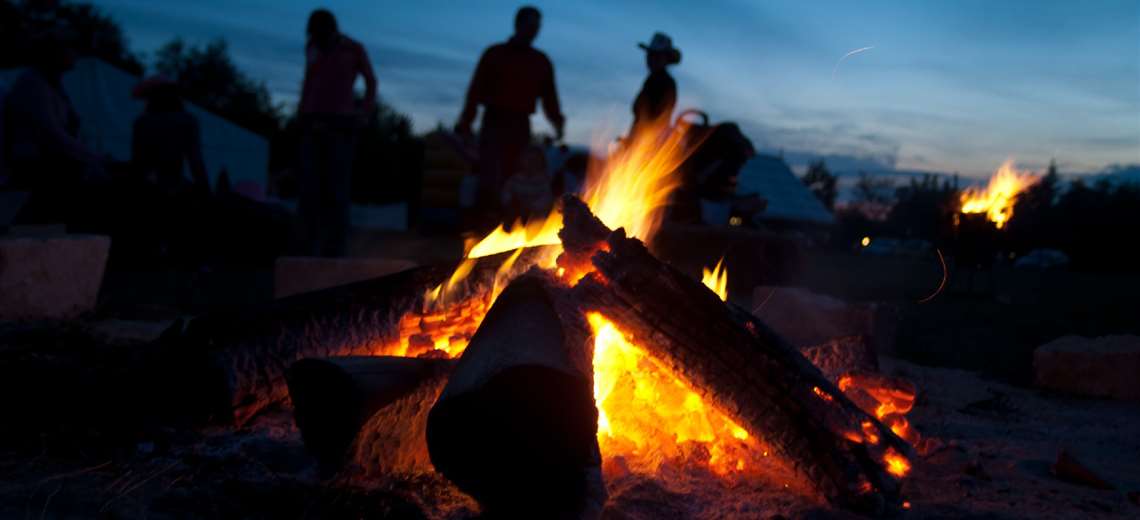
[737,154,834,225]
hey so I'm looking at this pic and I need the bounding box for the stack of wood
[168,195,917,516]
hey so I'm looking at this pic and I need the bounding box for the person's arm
[28,84,102,164]
[357,41,378,112]
[540,57,565,139]
[457,48,491,134]
[130,118,144,168]
[299,43,314,114]
[186,117,209,190]
[661,76,677,124]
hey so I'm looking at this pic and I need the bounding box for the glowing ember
[960,159,1038,229]
[838,374,921,447]
[701,257,729,301]
[812,386,834,402]
[883,447,911,477]
[589,312,758,475]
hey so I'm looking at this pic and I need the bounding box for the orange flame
[883,447,911,477]
[702,257,729,301]
[589,312,756,474]
[960,160,1038,229]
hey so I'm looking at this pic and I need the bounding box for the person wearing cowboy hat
[631,32,682,135]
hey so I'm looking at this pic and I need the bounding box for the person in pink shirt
[296,8,376,257]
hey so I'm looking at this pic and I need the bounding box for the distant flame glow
[960,160,1038,229]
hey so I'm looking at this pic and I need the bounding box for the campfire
[175,119,923,517]
[959,159,1039,229]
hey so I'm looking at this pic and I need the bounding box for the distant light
[861,236,871,247]
[729,216,743,226]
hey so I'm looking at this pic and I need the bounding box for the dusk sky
[92,0,1139,178]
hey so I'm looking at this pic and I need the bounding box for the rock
[1034,336,1140,402]
[798,335,878,381]
[274,256,417,299]
[0,234,110,320]
[1051,448,1115,490]
[752,286,897,354]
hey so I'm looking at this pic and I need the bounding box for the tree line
[803,160,1140,272]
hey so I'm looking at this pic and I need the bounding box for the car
[1014,248,1070,270]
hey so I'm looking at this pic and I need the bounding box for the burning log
[284,356,454,474]
[346,364,452,479]
[559,196,912,514]
[426,270,606,518]
[156,248,551,426]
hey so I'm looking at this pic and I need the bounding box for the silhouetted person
[630,32,681,135]
[297,8,377,257]
[3,29,107,222]
[131,76,208,195]
[456,6,564,228]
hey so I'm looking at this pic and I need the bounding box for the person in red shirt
[296,8,377,257]
[455,6,564,229]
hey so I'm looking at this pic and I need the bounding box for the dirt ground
[2,240,1138,518]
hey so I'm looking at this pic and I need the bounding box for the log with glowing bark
[559,196,913,514]
[285,356,454,474]
[426,270,606,518]
[346,363,453,479]
[160,248,550,426]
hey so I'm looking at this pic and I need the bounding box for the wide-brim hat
[638,32,681,64]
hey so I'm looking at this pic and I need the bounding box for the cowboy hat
[638,32,681,64]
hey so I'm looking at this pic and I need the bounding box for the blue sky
[92,0,1139,178]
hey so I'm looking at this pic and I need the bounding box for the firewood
[559,195,912,514]
[346,364,452,479]
[285,356,454,474]
[426,270,605,518]
[156,248,552,426]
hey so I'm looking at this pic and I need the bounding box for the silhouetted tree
[0,0,142,73]
[154,38,282,135]
[853,171,895,205]
[350,99,423,205]
[801,160,837,210]
[885,174,957,242]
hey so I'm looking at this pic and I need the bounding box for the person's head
[638,32,681,72]
[307,9,339,46]
[513,6,542,44]
[133,76,183,112]
[31,28,78,76]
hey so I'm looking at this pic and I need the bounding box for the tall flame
[395,119,774,478]
[702,257,729,301]
[463,118,695,261]
[960,160,1038,229]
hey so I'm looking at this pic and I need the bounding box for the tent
[737,154,834,225]
[0,58,268,195]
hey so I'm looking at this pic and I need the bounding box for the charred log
[155,248,552,426]
[560,196,912,514]
[346,364,453,479]
[285,356,454,474]
[426,271,605,518]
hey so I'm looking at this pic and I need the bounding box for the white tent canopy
[737,154,834,225]
[1,58,268,195]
